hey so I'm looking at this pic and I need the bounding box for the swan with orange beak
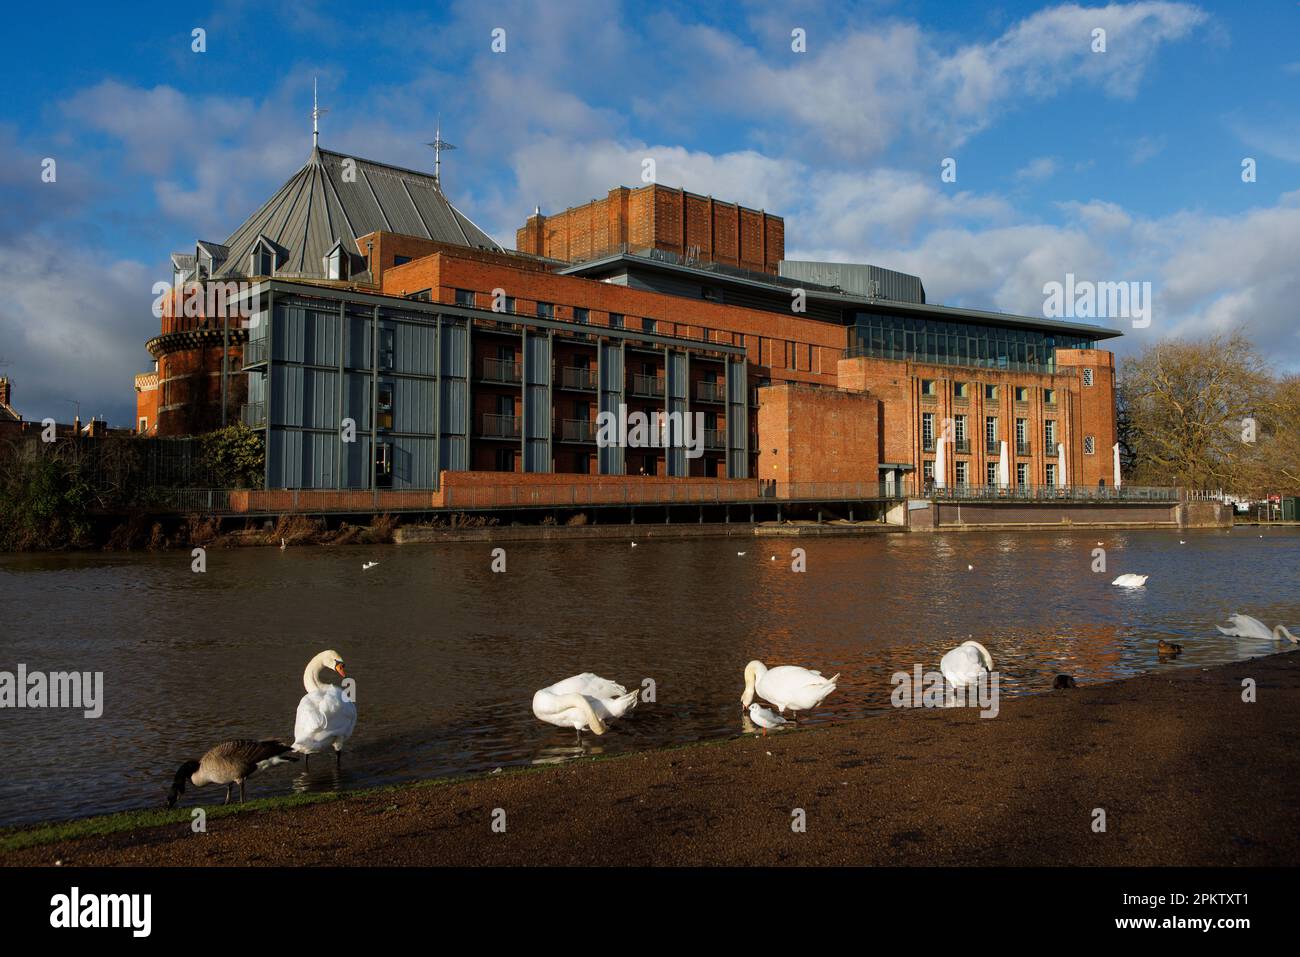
[292,650,357,769]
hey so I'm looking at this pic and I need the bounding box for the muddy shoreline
[3,652,1297,867]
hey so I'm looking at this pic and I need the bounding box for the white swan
[940,640,993,688]
[741,661,838,714]
[533,673,639,736]
[1216,613,1299,643]
[747,703,787,735]
[293,650,357,768]
[1112,573,1149,588]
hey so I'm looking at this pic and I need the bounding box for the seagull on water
[362,561,378,570]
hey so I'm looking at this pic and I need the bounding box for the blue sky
[1,0,1298,426]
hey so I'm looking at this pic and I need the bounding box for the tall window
[376,385,394,430]
[985,416,998,451]
[1046,462,1057,487]
[1015,418,1027,451]
[1082,367,1094,387]
[923,460,935,482]
[986,461,998,486]
[955,461,968,486]
[536,302,554,318]
[985,384,999,400]
[922,412,935,450]
[1044,419,1056,449]
[574,307,589,324]
[1084,435,1096,455]
[609,313,624,329]
[954,415,967,450]
[1016,462,1027,487]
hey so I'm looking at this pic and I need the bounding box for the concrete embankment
[4,652,1296,867]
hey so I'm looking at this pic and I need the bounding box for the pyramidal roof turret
[183,105,499,284]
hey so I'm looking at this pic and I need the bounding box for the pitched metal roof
[211,146,499,281]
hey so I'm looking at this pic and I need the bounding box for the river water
[1,527,1297,828]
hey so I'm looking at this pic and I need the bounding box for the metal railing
[559,366,597,390]
[985,439,1000,454]
[241,401,266,427]
[1016,441,1031,456]
[481,413,521,438]
[696,381,726,403]
[482,358,522,383]
[704,428,726,450]
[244,337,269,366]
[953,439,970,453]
[560,418,596,442]
[630,374,665,398]
[928,484,1178,503]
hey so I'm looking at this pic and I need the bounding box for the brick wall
[383,247,845,388]
[756,382,881,492]
[515,184,784,273]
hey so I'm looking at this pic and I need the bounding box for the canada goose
[293,650,358,769]
[1157,639,1183,655]
[940,640,994,688]
[167,739,296,808]
[532,673,639,738]
[1052,674,1077,689]
[747,702,787,736]
[741,661,839,713]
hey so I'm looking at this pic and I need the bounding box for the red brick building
[516,184,784,274]
[136,141,1122,497]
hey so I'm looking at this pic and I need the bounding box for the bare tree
[1119,331,1274,490]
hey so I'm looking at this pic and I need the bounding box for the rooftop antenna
[425,116,457,189]
[312,77,328,148]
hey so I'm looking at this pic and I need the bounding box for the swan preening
[741,661,838,714]
[533,673,639,736]
[1216,613,1299,643]
[747,703,787,735]
[940,640,993,688]
[167,739,296,807]
[293,650,358,768]
[1112,574,1149,588]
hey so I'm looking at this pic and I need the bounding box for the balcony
[559,418,596,443]
[241,401,266,427]
[696,380,726,403]
[923,438,936,453]
[482,357,521,383]
[244,337,269,367]
[630,373,665,398]
[704,428,726,450]
[559,366,597,391]
[1016,441,1032,456]
[953,438,971,454]
[986,439,1001,455]
[481,413,521,438]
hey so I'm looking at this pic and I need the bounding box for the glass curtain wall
[847,311,1097,375]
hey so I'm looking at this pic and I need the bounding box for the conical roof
[211,146,499,280]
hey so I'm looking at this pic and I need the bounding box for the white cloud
[1015,157,1058,181]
